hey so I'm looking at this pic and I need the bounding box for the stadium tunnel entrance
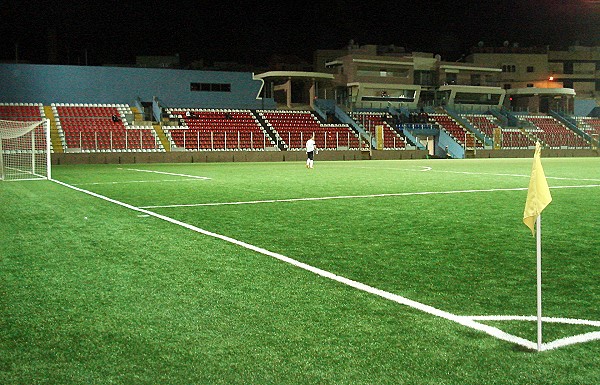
[406,126,464,159]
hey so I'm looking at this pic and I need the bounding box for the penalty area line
[119,167,211,180]
[50,177,599,351]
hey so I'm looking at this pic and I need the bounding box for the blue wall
[0,63,275,109]
[574,99,599,117]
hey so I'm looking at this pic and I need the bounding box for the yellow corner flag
[523,142,552,235]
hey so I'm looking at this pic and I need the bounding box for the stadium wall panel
[0,63,275,109]
[51,150,429,165]
[50,149,599,165]
[478,149,600,158]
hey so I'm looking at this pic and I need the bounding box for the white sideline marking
[50,178,600,351]
[139,184,600,209]
[122,167,212,180]
[2,178,47,182]
[465,315,600,352]
[73,179,199,186]
[360,166,600,182]
[437,170,600,182]
[468,315,600,327]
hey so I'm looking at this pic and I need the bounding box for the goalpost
[0,119,51,181]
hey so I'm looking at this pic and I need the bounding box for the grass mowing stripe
[49,177,599,351]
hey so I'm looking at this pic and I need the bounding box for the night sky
[1,0,599,67]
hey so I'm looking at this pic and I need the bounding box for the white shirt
[306,138,316,152]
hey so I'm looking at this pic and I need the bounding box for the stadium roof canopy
[254,71,334,80]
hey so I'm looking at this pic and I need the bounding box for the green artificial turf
[1,158,599,384]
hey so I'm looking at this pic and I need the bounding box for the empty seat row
[164,109,270,151]
[259,110,359,150]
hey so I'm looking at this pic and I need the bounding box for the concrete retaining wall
[52,149,598,165]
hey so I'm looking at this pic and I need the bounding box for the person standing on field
[306,134,317,169]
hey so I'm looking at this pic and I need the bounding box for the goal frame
[0,118,51,181]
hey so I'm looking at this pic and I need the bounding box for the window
[356,67,408,78]
[190,83,231,92]
[414,70,434,86]
[503,84,511,89]
[454,92,501,105]
[526,83,534,87]
[502,65,516,73]
[445,73,457,85]
[527,66,534,72]
[361,89,416,102]
[564,62,573,74]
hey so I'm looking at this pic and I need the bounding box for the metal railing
[64,129,163,152]
[170,130,272,151]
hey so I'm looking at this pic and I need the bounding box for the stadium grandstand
[0,43,599,164]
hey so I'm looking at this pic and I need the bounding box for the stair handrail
[549,110,592,142]
[444,106,492,147]
[400,124,427,150]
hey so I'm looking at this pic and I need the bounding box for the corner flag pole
[523,142,552,352]
[536,214,542,352]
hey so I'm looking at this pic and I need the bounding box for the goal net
[0,119,51,181]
